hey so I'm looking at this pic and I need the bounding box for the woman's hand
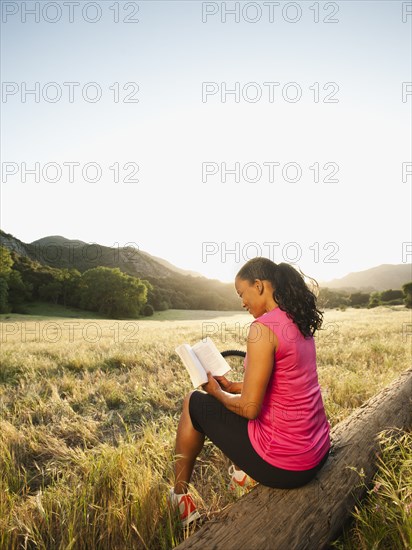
[201,372,223,397]
[213,375,234,393]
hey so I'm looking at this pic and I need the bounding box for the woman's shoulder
[255,307,312,343]
[255,306,285,324]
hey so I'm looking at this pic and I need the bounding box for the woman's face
[235,276,266,318]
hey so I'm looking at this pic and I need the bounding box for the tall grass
[0,306,410,548]
[331,428,412,549]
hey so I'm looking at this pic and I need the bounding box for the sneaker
[228,465,256,492]
[167,488,200,527]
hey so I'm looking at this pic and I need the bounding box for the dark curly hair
[236,257,323,337]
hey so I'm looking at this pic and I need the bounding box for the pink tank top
[246,307,331,470]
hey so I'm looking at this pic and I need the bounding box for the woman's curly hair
[236,257,323,337]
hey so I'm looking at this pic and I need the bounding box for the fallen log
[176,367,412,550]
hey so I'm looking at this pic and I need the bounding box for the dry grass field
[0,306,411,549]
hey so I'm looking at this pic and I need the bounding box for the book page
[192,337,231,377]
[175,344,208,387]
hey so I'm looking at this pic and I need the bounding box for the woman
[168,258,331,527]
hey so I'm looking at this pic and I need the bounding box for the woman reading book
[168,257,331,527]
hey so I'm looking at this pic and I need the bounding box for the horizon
[1,226,408,286]
[1,1,411,286]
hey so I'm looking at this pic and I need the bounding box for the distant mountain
[2,230,410,296]
[1,231,204,280]
[0,229,239,311]
[320,264,412,292]
[143,252,204,279]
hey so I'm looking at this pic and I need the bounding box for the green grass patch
[0,301,108,320]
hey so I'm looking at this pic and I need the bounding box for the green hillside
[0,230,241,313]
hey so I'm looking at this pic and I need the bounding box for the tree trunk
[176,368,412,550]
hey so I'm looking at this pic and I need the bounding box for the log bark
[176,368,412,550]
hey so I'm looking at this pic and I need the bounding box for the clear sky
[1,0,411,284]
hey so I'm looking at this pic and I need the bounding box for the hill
[27,235,204,279]
[2,230,411,306]
[320,264,412,292]
[0,230,239,311]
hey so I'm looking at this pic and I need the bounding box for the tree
[38,281,63,304]
[146,286,170,311]
[0,246,13,278]
[79,267,149,318]
[380,289,404,302]
[142,304,154,316]
[0,277,9,313]
[59,268,81,307]
[0,246,13,311]
[349,292,370,307]
[11,254,63,301]
[7,270,32,307]
[402,281,412,308]
[317,288,349,309]
[368,291,381,308]
[169,290,190,309]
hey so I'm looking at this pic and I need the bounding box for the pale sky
[1,0,411,284]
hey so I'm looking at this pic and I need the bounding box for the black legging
[189,390,330,489]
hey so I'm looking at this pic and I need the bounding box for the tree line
[1,245,410,317]
[0,246,240,316]
[0,246,151,317]
[317,285,412,309]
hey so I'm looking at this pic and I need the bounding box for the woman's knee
[183,389,197,412]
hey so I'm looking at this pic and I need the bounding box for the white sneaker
[228,465,257,492]
[167,488,200,527]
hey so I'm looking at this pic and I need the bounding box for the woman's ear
[256,280,264,295]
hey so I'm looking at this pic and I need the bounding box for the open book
[175,337,231,388]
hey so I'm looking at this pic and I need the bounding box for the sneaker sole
[181,509,201,527]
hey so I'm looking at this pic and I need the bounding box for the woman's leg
[173,391,205,494]
[186,391,330,490]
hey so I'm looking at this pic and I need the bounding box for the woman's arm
[213,376,243,394]
[228,381,243,394]
[202,323,277,419]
